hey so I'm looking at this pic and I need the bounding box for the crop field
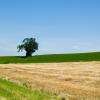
[0,78,56,100]
[0,52,100,64]
[0,62,100,100]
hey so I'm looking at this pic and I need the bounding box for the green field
[0,52,100,63]
[0,78,58,100]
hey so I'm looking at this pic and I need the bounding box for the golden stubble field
[0,62,100,100]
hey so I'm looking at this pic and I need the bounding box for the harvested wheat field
[0,62,100,100]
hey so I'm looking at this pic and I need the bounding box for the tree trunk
[26,51,32,57]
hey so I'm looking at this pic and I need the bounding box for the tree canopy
[17,37,38,57]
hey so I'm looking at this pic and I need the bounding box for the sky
[0,0,100,56]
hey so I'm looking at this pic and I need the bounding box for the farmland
[0,61,100,100]
[0,52,100,64]
[0,78,56,100]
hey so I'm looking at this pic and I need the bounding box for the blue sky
[0,0,100,56]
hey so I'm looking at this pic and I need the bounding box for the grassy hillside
[0,78,57,100]
[0,52,100,63]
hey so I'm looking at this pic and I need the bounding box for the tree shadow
[16,56,27,59]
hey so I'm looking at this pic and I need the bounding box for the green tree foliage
[17,38,38,57]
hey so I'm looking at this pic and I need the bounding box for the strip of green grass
[0,78,57,100]
[0,52,100,63]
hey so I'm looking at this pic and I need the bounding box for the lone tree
[17,37,38,57]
